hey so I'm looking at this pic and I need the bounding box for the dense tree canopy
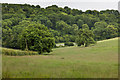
[2,3,119,52]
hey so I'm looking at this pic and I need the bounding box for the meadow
[2,38,118,78]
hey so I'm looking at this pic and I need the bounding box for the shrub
[64,42,74,46]
[2,48,39,56]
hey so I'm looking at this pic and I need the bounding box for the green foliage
[77,19,84,29]
[71,24,78,35]
[76,28,96,47]
[94,21,108,28]
[56,20,72,34]
[2,3,119,51]
[19,22,55,54]
[2,19,55,54]
[82,24,89,30]
[93,21,118,40]
[105,25,118,38]
[2,48,39,56]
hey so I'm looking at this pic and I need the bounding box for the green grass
[2,38,118,78]
[2,48,39,56]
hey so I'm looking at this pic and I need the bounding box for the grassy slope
[2,38,118,78]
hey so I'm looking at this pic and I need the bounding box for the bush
[64,42,74,46]
[2,48,39,56]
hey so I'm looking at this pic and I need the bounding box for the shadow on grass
[42,53,54,55]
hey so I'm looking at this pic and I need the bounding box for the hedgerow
[2,48,39,56]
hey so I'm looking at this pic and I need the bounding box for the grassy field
[2,38,118,78]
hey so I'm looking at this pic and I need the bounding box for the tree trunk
[25,38,28,51]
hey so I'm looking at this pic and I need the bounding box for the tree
[59,14,75,25]
[71,9,82,15]
[71,24,78,35]
[77,19,84,29]
[2,3,119,52]
[46,20,53,28]
[36,5,40,8]
[93,21,108,40]
[76,26,95,47]
[56,20,71,34]
[64,6,71,14]
[105,25,118,39]
[33,15,48,25]
[47,13,60,28]
[82,24,89,30]
[2,28,13,48]
[19,22,55,54]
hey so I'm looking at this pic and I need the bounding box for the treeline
[2,3,119,53]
